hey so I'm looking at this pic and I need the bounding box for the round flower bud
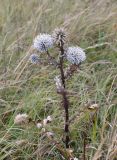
[52,28,66,46]
[33,34,54,52]
[29,54,40,64]
[66,46,86,65]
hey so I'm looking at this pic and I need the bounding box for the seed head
[66,46,86,65]
[29,54,40,64]
[14,113,28,125]
[52,28,66,46]
[33,34,54,52]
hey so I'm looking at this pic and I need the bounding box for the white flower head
[36,123,42,129]
[66,46,86,65]
[47,116,52,122]
[33,34,54,52]
[14,113,28,125]
[29,54,40,64]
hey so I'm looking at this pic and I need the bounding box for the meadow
[0,0,117,159]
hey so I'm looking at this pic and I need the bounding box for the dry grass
[0,0,117,159]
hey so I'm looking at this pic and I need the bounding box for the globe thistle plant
[33,34,54,52]
[24,27,87,158]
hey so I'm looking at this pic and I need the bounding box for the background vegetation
[0,0,117,159]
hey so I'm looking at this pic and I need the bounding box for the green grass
[0,0,117,159]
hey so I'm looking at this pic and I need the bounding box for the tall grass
[0,0,117,159]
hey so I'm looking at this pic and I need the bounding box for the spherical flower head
[52,28,66,46]
[46,116,52,122]
[66,46,86,65]
[29,54,40,64]
[14,113,28,125]
[33,34,54,52]
[36,123,42,129]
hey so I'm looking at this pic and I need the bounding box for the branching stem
[46,50,58,66]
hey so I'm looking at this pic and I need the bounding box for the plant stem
[59,41,70,148]
[59,45,65,88]
[62,91,70,148]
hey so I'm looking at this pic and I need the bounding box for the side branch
[46,50,58,66]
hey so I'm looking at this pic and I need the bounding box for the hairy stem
[59,45,65,88]
[62,91,70,148]
[59,41,70,148]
